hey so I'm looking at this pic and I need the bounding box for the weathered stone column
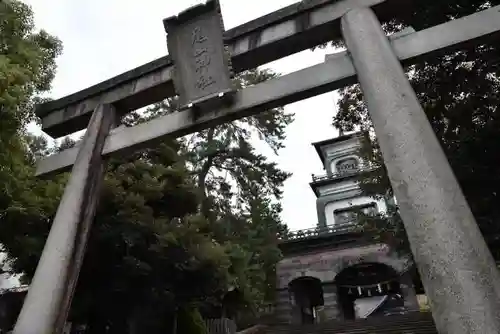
[399,273,419,311]
[322,283,340,321]
[341,7,500,334]
[274,289,293,324]
[289,303,302,325]
[14,105,116,334]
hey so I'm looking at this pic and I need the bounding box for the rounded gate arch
[331,252,409,279]
[288,276,324,324]
[282,270,328,289]
[333,259,409,320]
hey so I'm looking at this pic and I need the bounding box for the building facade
[274,132,420,325]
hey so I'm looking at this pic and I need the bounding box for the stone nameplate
[164,0,234,112]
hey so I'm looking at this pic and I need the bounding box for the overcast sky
[23,0,341,232]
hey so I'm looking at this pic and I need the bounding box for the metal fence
[279,222,362,241]
[311,164,378,183]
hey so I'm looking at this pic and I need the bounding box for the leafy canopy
[0,2,293,332]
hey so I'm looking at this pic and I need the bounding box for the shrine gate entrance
[12,1,500,333]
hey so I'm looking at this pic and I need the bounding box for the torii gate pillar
[342,7,500,333]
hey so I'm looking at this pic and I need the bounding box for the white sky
[23,0,341,232]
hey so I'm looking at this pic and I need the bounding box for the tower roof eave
[311,131,366,165]
[309,172,360,197]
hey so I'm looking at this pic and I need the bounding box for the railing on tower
[311,164,378,183]
[279,221,362,241]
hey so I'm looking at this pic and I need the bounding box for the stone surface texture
[342,7,500,333]
[14,105,115,334]
[164,0,234,110]
[37,0,393,137]
[37,5,500,173]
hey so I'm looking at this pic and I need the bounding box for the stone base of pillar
[274,290,292,324]
[400,273,420,311]
[290,307,302,325]
[323,284,341,321]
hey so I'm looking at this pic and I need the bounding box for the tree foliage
[333,0,500,257]
[0,0,61,129]
[1,4,292,331]
[0,0,63,279]
[125,68,293,309]
[67,67,292,331]
[69,140,232,333]
[1,2,293,332]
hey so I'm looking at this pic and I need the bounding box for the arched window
[336,157,359,175]
[334,203,377,225]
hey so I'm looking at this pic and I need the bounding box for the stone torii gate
[12,0,500,333]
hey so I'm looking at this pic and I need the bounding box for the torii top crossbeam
[36,0,402,138]
[36,2,500,176]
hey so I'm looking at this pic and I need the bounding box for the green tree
[0,2,225,332]
[67,140,231,333]
[3,85,291,334]
[63,74,293,328]
[132,68,293,312]
[331,0,500,258]
[1,3,293,332]
[0,0,61,129]
[0,0,62,281]
[2,137,232,333]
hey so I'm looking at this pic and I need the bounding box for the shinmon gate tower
[12,0,500,333]
[275,132,419,324]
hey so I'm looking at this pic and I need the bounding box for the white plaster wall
[317,179,360,197]
[324,196,387,226]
